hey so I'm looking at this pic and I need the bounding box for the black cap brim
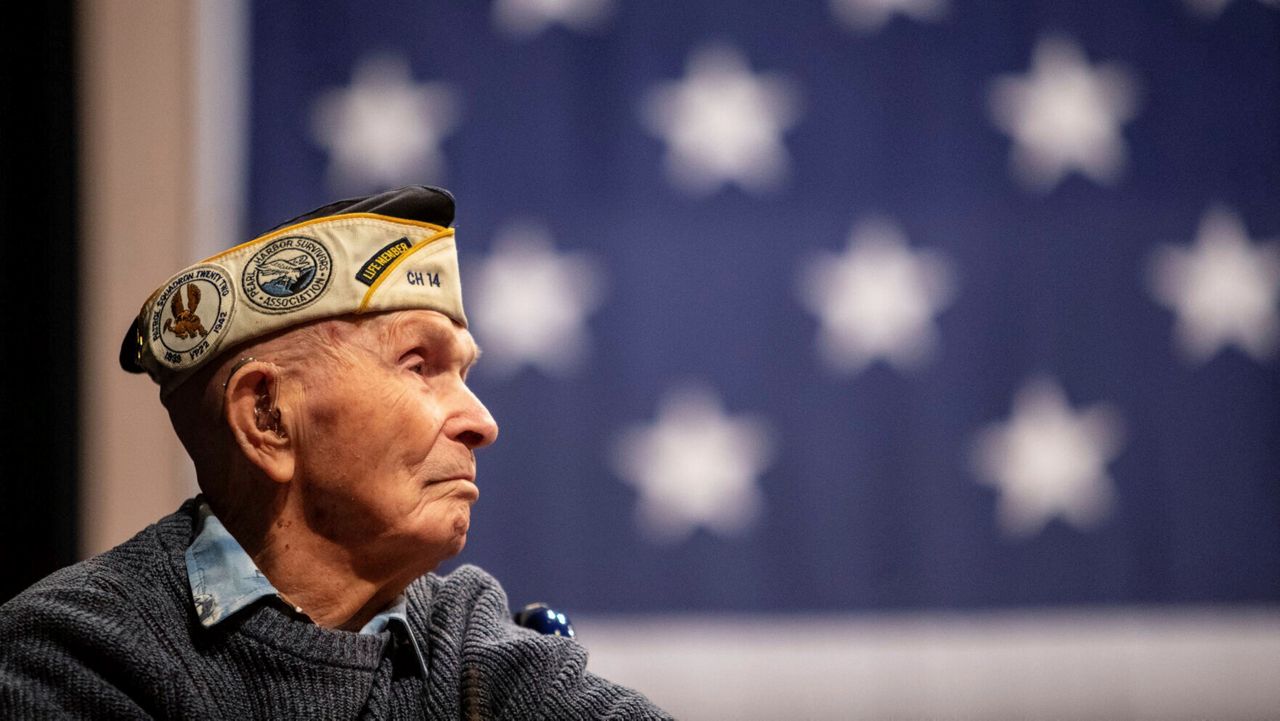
[265,185,455,233]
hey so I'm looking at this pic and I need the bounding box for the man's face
[287,309,498,571]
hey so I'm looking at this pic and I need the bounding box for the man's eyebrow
[389,316,450,346]
[388,318,482,367]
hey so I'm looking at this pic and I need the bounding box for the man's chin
[430,527,467,562]
[442,511,471,557]
[392,506,472,570]
[448,532,467,557]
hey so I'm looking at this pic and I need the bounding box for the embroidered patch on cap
[241,235,333,313]
[356,237,413,287]
[149,264,235,370]
[123,186,466,397]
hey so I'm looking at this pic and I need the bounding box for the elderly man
[0,186,670,719]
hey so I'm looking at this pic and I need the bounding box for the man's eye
[404,356,429,375]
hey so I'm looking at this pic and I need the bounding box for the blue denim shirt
[184,500,427,675]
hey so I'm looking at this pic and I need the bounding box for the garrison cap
[120,185,465,396]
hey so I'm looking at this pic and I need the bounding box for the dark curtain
[0,0,79,604]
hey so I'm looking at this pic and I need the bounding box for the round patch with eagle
[241,235,333,314]
[149,263,236,370]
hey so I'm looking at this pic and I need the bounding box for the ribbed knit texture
[0,499,672,720]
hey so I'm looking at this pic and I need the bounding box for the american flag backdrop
[224,0,1280,716]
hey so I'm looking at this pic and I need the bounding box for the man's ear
[224,362,295,483]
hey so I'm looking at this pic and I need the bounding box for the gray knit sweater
[0,499,672,720]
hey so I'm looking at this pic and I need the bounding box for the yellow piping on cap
[357,227,456,312]
[202,212,449,264]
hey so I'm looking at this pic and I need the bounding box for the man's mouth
[427,474,478,490]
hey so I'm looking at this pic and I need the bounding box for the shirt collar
[359,594,410,635]
[185,500,410,635]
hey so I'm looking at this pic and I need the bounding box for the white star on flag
[972,378,1125,538]
[798,217,956,375]
[467,222,605,377]
[310,54,459,194]
[641,43,802,195]
[988,36,1139,192]
[1184,0,1279,18]
[492,0,615,37]
[1148,206,1280,364]
[829,0,948,33]
[611,387,774,543]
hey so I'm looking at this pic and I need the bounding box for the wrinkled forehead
[201,309,478,387]
[356,309,479,359]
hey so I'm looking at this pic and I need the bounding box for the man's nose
[449,386,499,450]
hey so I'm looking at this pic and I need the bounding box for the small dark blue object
[513,602,576,639]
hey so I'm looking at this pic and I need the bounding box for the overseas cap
[120,185,465,397]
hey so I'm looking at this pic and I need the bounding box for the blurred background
[4,0,1279,718]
